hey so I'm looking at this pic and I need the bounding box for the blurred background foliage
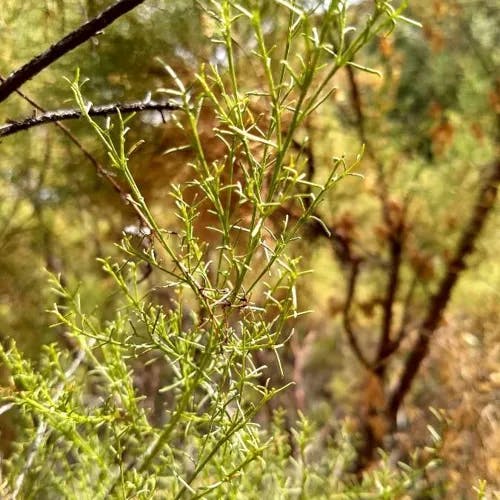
[0,0,498,497]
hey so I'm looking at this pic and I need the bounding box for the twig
[375,214,404,371]
[370,279,419,371]
[393,273,418,346]
[0,72,182,251]
[345,64,367,144]
[345,62,407,374]
[0,73,103,173]
[0,74,142,204]
[0,100,180,138]
[370,275,421,374]
[342,260,373,370]
[0,0,147,104]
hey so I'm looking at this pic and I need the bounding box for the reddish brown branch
[389,274,419,355]
[345,63,407,374]
[342,260,373,370]
[375,217,405,371]
[388,160,500,420]
[345,64,367,145]
[0,0,146,104]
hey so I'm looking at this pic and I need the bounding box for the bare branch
[342,260,373,370]
[375,214,404,370]
[0,72,105,182]
[0,0,147,104]
[345,64,368,145]
[393,273,419,346]
[0,100,180,138]
[345,62,407,374]
[0,74,181,232]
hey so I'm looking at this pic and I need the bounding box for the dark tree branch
[375,216,404,371]
[391,274,419,351]
[342,260,373,370]
[344,62,390,203]
[345,64,368,145]
[0,74,180,234]
[345,62,408,375]
[0,0,147,104]
[0,72,105,182]
[0,100,180,138]
[388,159,500,420]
